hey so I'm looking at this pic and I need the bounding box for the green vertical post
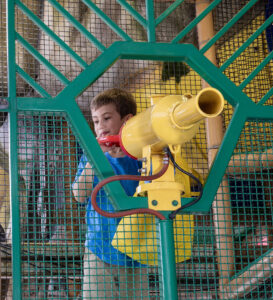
[7,0,22,298]
[157,218,178,300]
[146,0,156,42]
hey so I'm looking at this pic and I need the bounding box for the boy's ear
[122,113,133,123]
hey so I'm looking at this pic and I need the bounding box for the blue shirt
[73,153,142,266]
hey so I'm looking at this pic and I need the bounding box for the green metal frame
[6,0,273,298]
[15,41,273,212]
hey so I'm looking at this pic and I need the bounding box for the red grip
[97,135,120,147]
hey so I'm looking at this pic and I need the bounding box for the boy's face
[91,103,131,138]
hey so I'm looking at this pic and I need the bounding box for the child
[72,88,149,299]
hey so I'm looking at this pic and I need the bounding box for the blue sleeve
[72,154,88,189]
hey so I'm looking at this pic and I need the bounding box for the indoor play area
[1,0,273,299]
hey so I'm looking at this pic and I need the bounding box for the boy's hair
[90,88,137,118]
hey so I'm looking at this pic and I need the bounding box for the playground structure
[0,0,273,299]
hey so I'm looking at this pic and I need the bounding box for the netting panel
[15,112,163,299]
[1,0,273,299]
[224,120,273,299]
[214,0,273,107]
[17,112,84,299]
[0,112,11,298]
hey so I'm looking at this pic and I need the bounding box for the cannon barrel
[120,87,224,159]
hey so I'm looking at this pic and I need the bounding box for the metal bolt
[172,200,179,206]
[138,157,147,163]
[138,168,147,174]
[151,200,158,206]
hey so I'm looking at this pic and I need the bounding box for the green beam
[201,0,260,54]
[157,219,178,300]
[171,0,222,44]
[155,0,185,27]
[258,86,273,106]
[116,0,147,28]
[199,105,247,211]
[220,12,273,72]
[82,0,133,41]
[47,0,106,52]
[7,0,22,298]
[239,50,273,90]
[16,33,70,86]
[16,0,88,69]
[146,0,156,42]
[16,65,52,98]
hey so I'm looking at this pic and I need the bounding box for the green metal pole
[7,0,22,299]
[146,0,156,42]
[157,218,178,300]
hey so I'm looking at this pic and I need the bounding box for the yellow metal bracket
[136,146,184,210]
[136,145,202,211]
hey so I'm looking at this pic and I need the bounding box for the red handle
[97,135,120,147]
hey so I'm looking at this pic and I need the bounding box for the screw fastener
[151,200,158,206]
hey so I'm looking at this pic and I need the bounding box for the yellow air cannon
[119,87,224,212]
